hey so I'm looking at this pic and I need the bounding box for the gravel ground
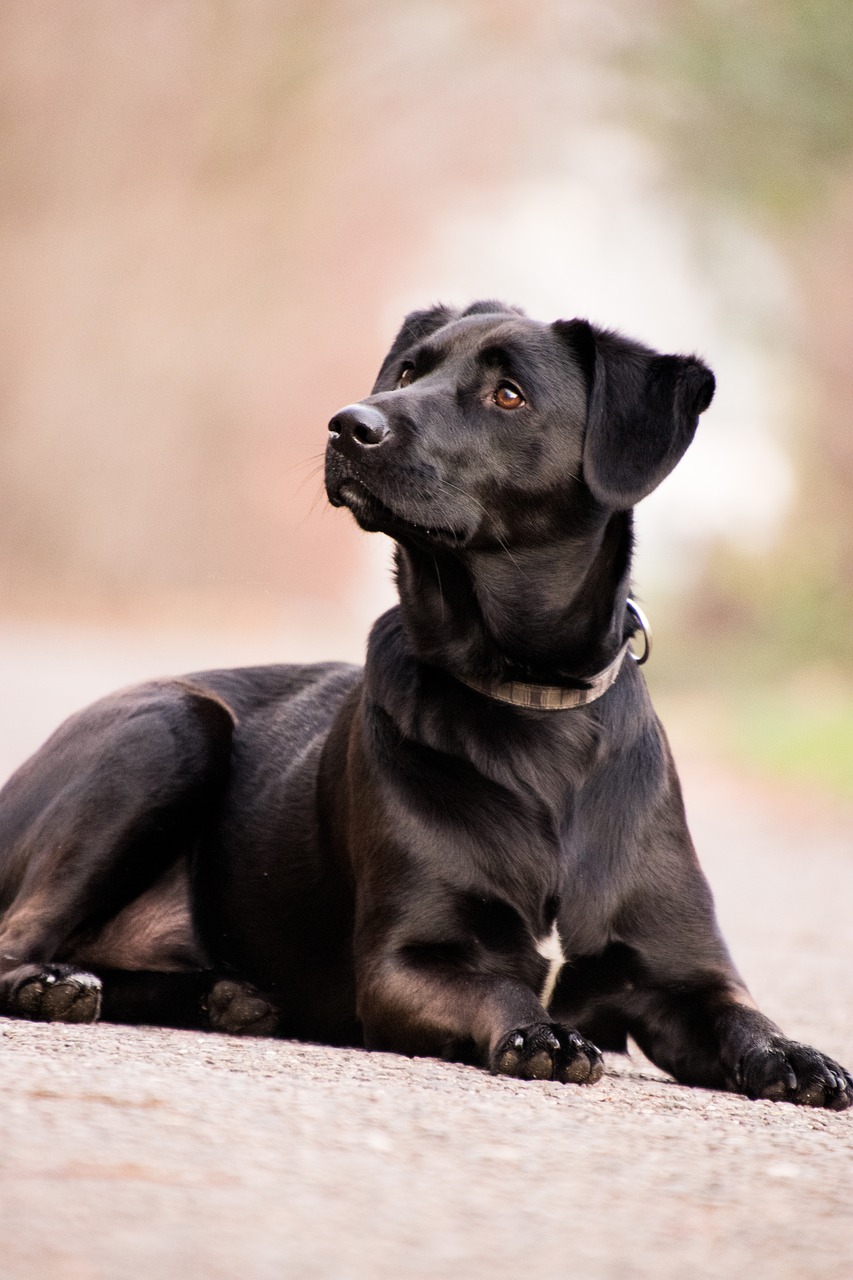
[0,629,851,1280]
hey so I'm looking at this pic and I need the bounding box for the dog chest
[535,919,566,1009]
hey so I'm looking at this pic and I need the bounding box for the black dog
[0,301,849,1109]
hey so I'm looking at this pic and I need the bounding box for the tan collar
[457,597,651,712]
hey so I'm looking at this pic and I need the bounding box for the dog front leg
[357,950,604,1084]
[630,985,853,1110]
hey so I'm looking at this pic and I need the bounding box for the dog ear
[373,305,459,389]
[555,319,715,509]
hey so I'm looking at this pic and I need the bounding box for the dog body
[0,301,850,1108]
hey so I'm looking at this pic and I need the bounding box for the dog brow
[410,344,444,376]
[478,342,528,386]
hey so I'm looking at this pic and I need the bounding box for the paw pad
[10,966,102,1023]
[204,978,280,1037]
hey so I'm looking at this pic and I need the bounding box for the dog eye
[493,382,525,410]
[397,364,415,389]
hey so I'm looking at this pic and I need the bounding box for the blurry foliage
[632,0,853,224]
[727,687,853,798]
[631,0,853,674]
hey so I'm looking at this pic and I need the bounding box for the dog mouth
[330,475,469,547]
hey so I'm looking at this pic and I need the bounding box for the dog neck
[392,510,634,688]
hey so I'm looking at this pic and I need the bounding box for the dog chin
[331,478,389,531]
[329,476,469,547]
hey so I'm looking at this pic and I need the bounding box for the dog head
[325,301,715,550]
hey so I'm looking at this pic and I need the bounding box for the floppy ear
[555,319,715,509]
[373,305,459,390]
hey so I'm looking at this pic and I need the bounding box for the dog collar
[458,598,651,711]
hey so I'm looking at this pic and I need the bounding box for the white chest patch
[535,920,566,1010]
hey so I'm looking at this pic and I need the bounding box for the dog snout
[328,404,392,453]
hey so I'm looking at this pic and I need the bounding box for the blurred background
[1,0,851,795]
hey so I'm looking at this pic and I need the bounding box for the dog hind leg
[0,680,234,1024]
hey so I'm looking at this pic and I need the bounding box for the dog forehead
[423,312,542,359]
[419,314,584,393]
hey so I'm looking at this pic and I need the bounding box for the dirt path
[0,630,851,1279]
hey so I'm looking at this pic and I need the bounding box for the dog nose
[328,404,391,449]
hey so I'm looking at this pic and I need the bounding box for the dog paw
[555,1027,606,1084]
[7,964,102,1023]
[736,1039,853,1110]
[203,978,280,1037]
[491,1023,604,1084]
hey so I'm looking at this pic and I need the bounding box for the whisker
[301,478,330,524]
[287,451,327,474]
[432,555,446,621]
[293,461,326,498]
